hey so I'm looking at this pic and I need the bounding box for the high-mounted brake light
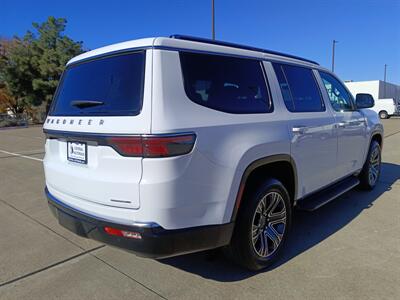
[107,133,196,158]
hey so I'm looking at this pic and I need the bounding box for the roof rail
[169,34,319,65]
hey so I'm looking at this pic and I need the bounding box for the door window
[319,71,354,111]
[273,63,325,112]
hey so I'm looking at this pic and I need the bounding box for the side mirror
[355,93,375,109]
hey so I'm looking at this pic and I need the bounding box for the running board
[296,177,360,211]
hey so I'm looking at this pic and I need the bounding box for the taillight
[107,133,196,157]
[107,137,143,156]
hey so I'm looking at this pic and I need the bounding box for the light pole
[384,64,387,98]
[331,40,338,72]
[211,0,215,40]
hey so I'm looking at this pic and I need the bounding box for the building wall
[345,80,380,100]
[345,80,400,101]
[378,81,400,100]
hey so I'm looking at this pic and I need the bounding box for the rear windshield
[50,51,145,116]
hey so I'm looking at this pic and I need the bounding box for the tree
[0,17,83,117]
[0,39,22,114]
[0,37,34,114]
[0,84,24,115]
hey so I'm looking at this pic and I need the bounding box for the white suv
[43,35,383,270]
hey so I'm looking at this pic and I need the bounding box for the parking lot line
[0,245,106,288]
[0,124,399,299]
[0,149,43,162]
[385,129,400,139]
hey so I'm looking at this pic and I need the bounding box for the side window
[180,52,272,114]
[273,63,325,112]
[319,71,354,111]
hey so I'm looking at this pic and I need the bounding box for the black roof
[170,34,319,65]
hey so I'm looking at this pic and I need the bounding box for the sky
[1,0,400,84]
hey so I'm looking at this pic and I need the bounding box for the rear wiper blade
[71,100,104,108]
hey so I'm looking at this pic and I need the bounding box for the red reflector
[107,134,196,158]
[104,226,142,239]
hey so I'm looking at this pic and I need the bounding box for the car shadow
[158,162,400,282]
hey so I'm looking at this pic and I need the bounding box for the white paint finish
[43,37,384,231]
[150,51,291,225]
[346,80,381,101]
[44,139,142,209]
[42,50,154,214]
[140,152,232,229]
[150,50,289,130]
[270,69,338,198]
[153,37,319,68]
[67,38,156,65]
[46,184,137,226]
[368,99,397,116]
[44,50,154,134]
[288,113,337,197]
[345,80,400,116]
[334,111,368,175]
[67,36,320,69]
[316,71,370,179]
[361,109,384,160]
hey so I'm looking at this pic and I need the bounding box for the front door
[318,71,367,177]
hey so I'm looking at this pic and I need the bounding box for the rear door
[318,71,367,176]
[272,63,337,198]
[43,50,152,209]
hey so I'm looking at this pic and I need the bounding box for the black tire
[359,140,381,190]
[226,178,292,270]
[379,110,389,119]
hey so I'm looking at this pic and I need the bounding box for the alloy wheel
[368,146,380,186]
[251,192,287,258]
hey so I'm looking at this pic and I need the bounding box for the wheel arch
[371,132,383,148]
[360,130,383,168]
[230,154,298,222]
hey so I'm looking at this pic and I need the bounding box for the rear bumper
[45,187,234,258]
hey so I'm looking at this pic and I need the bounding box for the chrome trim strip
[43,128,196,139]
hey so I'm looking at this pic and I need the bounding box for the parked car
[43,35,383,270]
[369,98,399,119]
[0,113,28,128]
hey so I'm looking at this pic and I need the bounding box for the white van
[370,98,399,119]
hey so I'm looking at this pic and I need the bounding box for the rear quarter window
[50,51,145,116]
[180,52,272,114]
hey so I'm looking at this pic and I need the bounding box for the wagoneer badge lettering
[45,118,105,126]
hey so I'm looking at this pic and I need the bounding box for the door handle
[348,120,363,126]
[337,122,347,128]
[292,126,307,134]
